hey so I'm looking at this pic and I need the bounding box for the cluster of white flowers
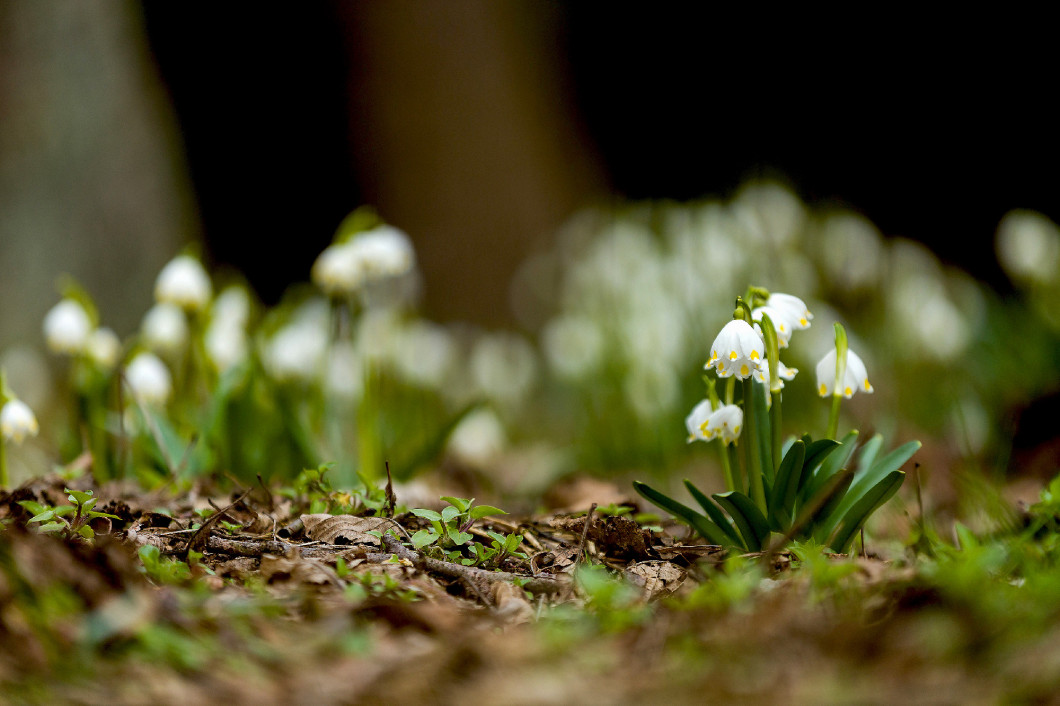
[43,298,123,372]
[312,225,416,296]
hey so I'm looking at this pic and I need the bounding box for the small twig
[383,460,396,518]
[574,503,597,568]
[381,534,564,596]
[184,487,253,559]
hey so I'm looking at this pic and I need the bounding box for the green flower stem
[827,393,842,441]
[0,439,8,490]
[742,377,767,514]
[727,443,743,494]
[770,395,783,471]
[718,441,736,493]
[358,360,381,481]
[827,323,849,440]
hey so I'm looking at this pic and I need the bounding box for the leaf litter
[3,472,1060,704]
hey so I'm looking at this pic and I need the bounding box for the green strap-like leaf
[800,438,841,486]
[830,440,920,529]
[799,430,859,506]
[683,480,742,546]
[828,470,906,552]
[768,440,806,531]
[712,491,771,552]
[634,481,742,549]
[854,434,885,476]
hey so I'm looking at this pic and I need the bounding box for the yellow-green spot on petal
[729,351,738,360]
[741,364,749,376]
[819,383,828,396]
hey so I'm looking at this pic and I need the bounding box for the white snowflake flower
[685,399,715,443]
[706,320,765,380]
[43,299,93,355]
[155,255,212,311]
[815,348,873,398]
[1,398,39,444]
[125,352,173,405]
[752,305,795,348]
[765,293,813,330]
[87,327,122,369]
[141,303,188,354]
[704,404,743,445]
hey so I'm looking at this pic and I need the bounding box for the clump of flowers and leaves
[634,288,920,553]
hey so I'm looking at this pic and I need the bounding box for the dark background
[142,4,1057,310]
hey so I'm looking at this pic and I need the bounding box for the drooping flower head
[87,327,122,370]
[685,399,714,443]
[125,352,173,405]
[706,319,765,380]
[766,293,813,330]
[141,303,188,354]
[752,305,794,348]
[1,398,39,444]
[704,404,743,445]
[155,254,212,312]
[815,348,873,398]
[312,225,416,295]
[43,299,93,355]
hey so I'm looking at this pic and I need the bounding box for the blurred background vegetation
[1,2,1058,503]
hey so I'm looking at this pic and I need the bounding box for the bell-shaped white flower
[815,348,873,398]
[1,398,39,444]
[704,404,743,445]
[141,303,188,354]
[354,225,415,279]
[685,399,715,443]
[706,319,765,380]
[205,324,247,373]
[87,327,122,369]
[752,305,795,348]
[43,299,93,355]
[312,241,364,294]
[155,255,212,311]
[125,352,172,404]
[765,293,813,330]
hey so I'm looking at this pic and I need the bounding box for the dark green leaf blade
[829,470,906,552]
[634,481,742,549]
[712,491,771,552]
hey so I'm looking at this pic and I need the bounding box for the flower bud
[43,299,92,355]
[155,255,212,311]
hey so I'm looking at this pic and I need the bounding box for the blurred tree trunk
[338,2,603,326]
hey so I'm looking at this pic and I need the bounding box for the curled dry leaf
[259,550,341,587]
[300,514,391,546]
[491,582,534,625]
[626,561,687,601]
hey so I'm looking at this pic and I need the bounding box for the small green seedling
[407,496,525,568]
[20,488,120,541]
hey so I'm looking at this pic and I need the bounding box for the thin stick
[575,503,598,567]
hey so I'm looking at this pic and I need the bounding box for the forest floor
[2,470,1059,705]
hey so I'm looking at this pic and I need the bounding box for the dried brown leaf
[301,514,389,547]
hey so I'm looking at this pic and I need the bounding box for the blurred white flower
[996,210,1060,284]
[313,225,415,295]
[685,399,714,443]
[1,398,39,444]
[448,407,507,467]
[205,324,247,373]
[325,341,362,399]
[542,315,604,380]
[392,321,455,389]
[704,404,743,445]
[125,352,172,404]
[87,327,122,369]
[470,333,538,406]
[815,347,873,398]
[155,254,212,311]
[706,320,765,380]
[141,303,188,354]
[43,299,93,355]
[212,286,251,328]
[818,213,884,291]
[265,321,328,383]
